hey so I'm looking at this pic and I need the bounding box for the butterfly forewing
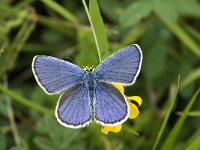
[95,44,142,86]
[94,82,129,126]
[32,44,142,128]
[32,56,85,94]
[55,84,91,128]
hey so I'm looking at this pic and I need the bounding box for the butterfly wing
[32,56,85,94]
[94,82,129,126]
[55,84,91,128]
[95,44,142,86]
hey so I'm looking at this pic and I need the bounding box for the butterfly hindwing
[32,44,142,128]
[55,84,91,128]
[32,56,84,94]
[95,44,142,86]
[94,82,129,126]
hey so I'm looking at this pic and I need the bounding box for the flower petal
[128,102,139,119]
[112,82,124,93]
[127,96,142,106]
[101,124,122,134]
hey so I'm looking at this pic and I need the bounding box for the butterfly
[32,44,142,128]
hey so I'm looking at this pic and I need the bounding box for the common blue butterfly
[32,44,142,128]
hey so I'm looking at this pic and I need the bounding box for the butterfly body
[84,71,96,119]
[32,44,142,128]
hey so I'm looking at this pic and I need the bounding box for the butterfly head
[83,66,95,72]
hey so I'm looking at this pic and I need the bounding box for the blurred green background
[0,0,200,150]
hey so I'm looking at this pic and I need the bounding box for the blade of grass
[161,88,200,150]
[0,9,27,35]
[152,75,180,150]
[185,134,200,150]
[123,125,139,136]
[82,0,109,62]
[180,68,200,90]
[3,76,21,147]
[186,136,200,150]
[4,10,28,35]
[0,84,54,115]
[0,8,36,78]
[40,0,78,24]
[89,0,109,61]
[182,21,200,41]
[157,15,200,57]
[176,111,200,117]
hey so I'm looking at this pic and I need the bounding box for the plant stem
[82,0,102,62]
[152,76,180,150]
[0,84,54,115]
[3,76,21,147]
[40,0,78,24]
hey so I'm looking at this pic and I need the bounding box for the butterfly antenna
[101,51,105,58]
[64,57,74,63]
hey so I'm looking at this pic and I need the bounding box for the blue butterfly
[32,44,142,128]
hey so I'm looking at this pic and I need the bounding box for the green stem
[161,88,200,150]
[180,68,200,90]
[0,8,36,78]
[152,76,180,150]
[82,0,102,62]
[3,76,21,147]
[0,84,54,115]
[182,21,200,41]
[176,111,200,117]
[40,0,78,24]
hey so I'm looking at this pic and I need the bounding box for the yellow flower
[101,82,142,134]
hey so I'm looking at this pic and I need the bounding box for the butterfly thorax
[83,72,96,119]
[84,72,96,92]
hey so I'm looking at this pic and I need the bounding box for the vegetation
[0,0,200,149]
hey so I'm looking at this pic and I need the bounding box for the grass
[0,0,200,150]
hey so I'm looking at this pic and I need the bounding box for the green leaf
[0,130,6,150]
[123,125,139,136]
[161,88,200,150]
[75,28,98,66]
[35,116,84,150]
[34,137,55,150]
[89,0,110,61]
[152,76,180,150]
[153,1,178,22]
[185,137,200,150]
[174,0,200,17]
[82,0,109,62]
[153,0,200,23]
[121,0,200,27]
[120,1,152,27]
[185,130,200,150]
